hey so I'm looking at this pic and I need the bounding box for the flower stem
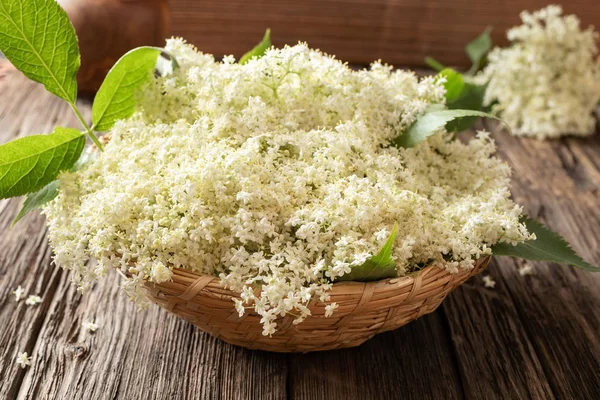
[69,102,104,151]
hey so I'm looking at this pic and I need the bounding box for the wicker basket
[144,256,490,352]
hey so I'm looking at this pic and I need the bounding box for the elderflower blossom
[44,40,530,333]
[16,352,32,369]
[82,319,99,333]
[12,286,26,302]
[519,263,535,276]
[478,5,600,139]
[25,295,42,306]
[482,275,496,289]
[324,302,339,318]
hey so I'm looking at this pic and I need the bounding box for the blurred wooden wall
[170,0,600,67]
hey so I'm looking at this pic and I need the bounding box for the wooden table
[1,69,599,400]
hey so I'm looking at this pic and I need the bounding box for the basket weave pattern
[145,257,490,352]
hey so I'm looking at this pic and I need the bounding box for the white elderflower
[44,41,530,334]
[478,5,600,139]
[12,286,26,302]
[233,298,246,317]
[149,261,172,283]
[482,275,496,289]
[262,321,277,337]
[519,263,535,276]
[25,295,42,306]
[16,352,32,369]
[324,302,339,318]
[374,228,390,242]
[82,319,99,333]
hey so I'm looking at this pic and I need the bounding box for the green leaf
[394,108,501,148]
[239,29,271,65]
[0,127,84,198]
[439,68,464,103]
[445,82,487,132]
[424,56,446,72]
[492,217,600,272]
[92,46,163,132]
[12,180,58,225]
[337,223,399,282]
[465,27,492,75]
[11,147,97,225]
[0,0,79,103]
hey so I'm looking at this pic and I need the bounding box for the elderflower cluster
[16,352,32,369]
[478,5,600,139]
[82,319,99,333]
[44,40,530,334]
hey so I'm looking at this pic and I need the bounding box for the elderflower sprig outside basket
[141,257,490,352]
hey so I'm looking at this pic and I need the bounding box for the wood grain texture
[17,271,288,400]
[0,69,599,399]
[442,260,554,399]
[0,74,82,400]
[289,312,465,400]
[491,132,600,399]
[169,0,600,67]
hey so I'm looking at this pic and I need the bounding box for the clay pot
[58,0,170,94]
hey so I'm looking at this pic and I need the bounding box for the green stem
[69,103,104,151]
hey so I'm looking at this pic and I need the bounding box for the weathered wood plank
[169,0,600,67]
[17,271,288,400]
[491,132,600,399]
[442,262,555,399]
[0,203,59,400]
[289,312,465,400]
[0,72,83,400]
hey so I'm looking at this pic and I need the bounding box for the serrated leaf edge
[0,0,79,102]
[493,217,599,271]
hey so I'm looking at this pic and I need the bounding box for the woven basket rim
[145,256,490,294]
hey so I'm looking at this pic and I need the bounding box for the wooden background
[170,0,600,67]
[0,67,599,399]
